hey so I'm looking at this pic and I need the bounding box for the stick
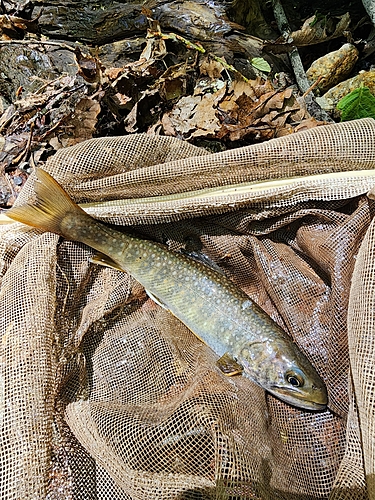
[271,0,333,122]
[0,39,76,52]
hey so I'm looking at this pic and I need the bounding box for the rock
[0,44,77,103]
[306,43,359,94]
[322,70,375,108]
[36,2,148,44]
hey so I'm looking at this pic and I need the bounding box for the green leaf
[250,57,271,73]
[336,86,375,121]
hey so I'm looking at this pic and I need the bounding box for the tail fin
[6,168,89,237]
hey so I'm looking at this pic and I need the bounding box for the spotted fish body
[7,168,328,410]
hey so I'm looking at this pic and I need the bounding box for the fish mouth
[270,387,328,411]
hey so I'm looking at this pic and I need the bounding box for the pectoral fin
[216,352,243,376]
[90,252,125,272]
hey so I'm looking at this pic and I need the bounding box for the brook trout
[7,168,327,410]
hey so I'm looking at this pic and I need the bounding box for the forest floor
[0,0,373,208]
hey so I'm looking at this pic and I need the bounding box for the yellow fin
[6,168,90,237]
[146,289,170,310]
[90,252,125,272]
[216,352,243,376]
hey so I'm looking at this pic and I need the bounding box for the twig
[148,28,249,82]
[271,0,333,122]
[0,39,76,52]
[0,110,17,134]
[38,112,72,141]
[302,76,323,98]
[35,74,70,95]
[11,122,34,166]
[272,0,311,94]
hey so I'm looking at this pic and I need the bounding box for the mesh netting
[1,118,375,499]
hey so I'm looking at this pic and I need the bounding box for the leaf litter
[1,1,368,209]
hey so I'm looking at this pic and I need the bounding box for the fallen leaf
[250,57,271,73]
[163,92,223,139]
[158,63,189,101]
[49,98,101,148]
[293,117,323,132]
[163,95,201,137]
[190,93,222,138]
[264,12,351,51]
[112,92,132,109]
[290,12,351,46]
[162,75,318,143]
[105,67,124,80]
[75,47,103,83]
[199,57,224,79]
[0,12,40,39]
[123,88,162,133]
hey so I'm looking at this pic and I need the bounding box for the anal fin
[90,252,125,272]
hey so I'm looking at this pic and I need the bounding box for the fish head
[240,340,328,411]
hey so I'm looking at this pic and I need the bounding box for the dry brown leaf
[112,92,132,109]
[217,85,314,141]
[294,117,325,132]
[139,36,167,62]
[0,132,30,170]
[105,67,124,80]
[123,103,139,134]
[161,114,177,136]
[163,95,203,137]
[123,88,162,133]
[158,64,189,101]
[75,48,103,84]
[0,13,40,39]
[49,98,100,149]
[163,94,221,139]
[190,94,222,138]
[162,75,319,143]
[160,77,186,101]
[218,80,258,121]
[274,124,294,136]
[290,12,351,47]
[199,57,224,79]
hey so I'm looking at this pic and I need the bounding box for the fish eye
[285,370,304,388]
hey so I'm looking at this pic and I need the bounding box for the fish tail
[6,168,91,238]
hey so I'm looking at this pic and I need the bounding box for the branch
[0,39,76,52]
[271,0,333,122]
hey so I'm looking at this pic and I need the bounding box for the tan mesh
[1,118,375,499]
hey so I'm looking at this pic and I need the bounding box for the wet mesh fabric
[1,118,375,499]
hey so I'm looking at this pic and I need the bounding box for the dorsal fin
[182,250,226,276]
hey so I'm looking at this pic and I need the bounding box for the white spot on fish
[242,300,253,311]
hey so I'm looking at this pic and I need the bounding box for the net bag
[1,118,375,499]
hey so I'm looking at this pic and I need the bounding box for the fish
[7,168,328,410]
